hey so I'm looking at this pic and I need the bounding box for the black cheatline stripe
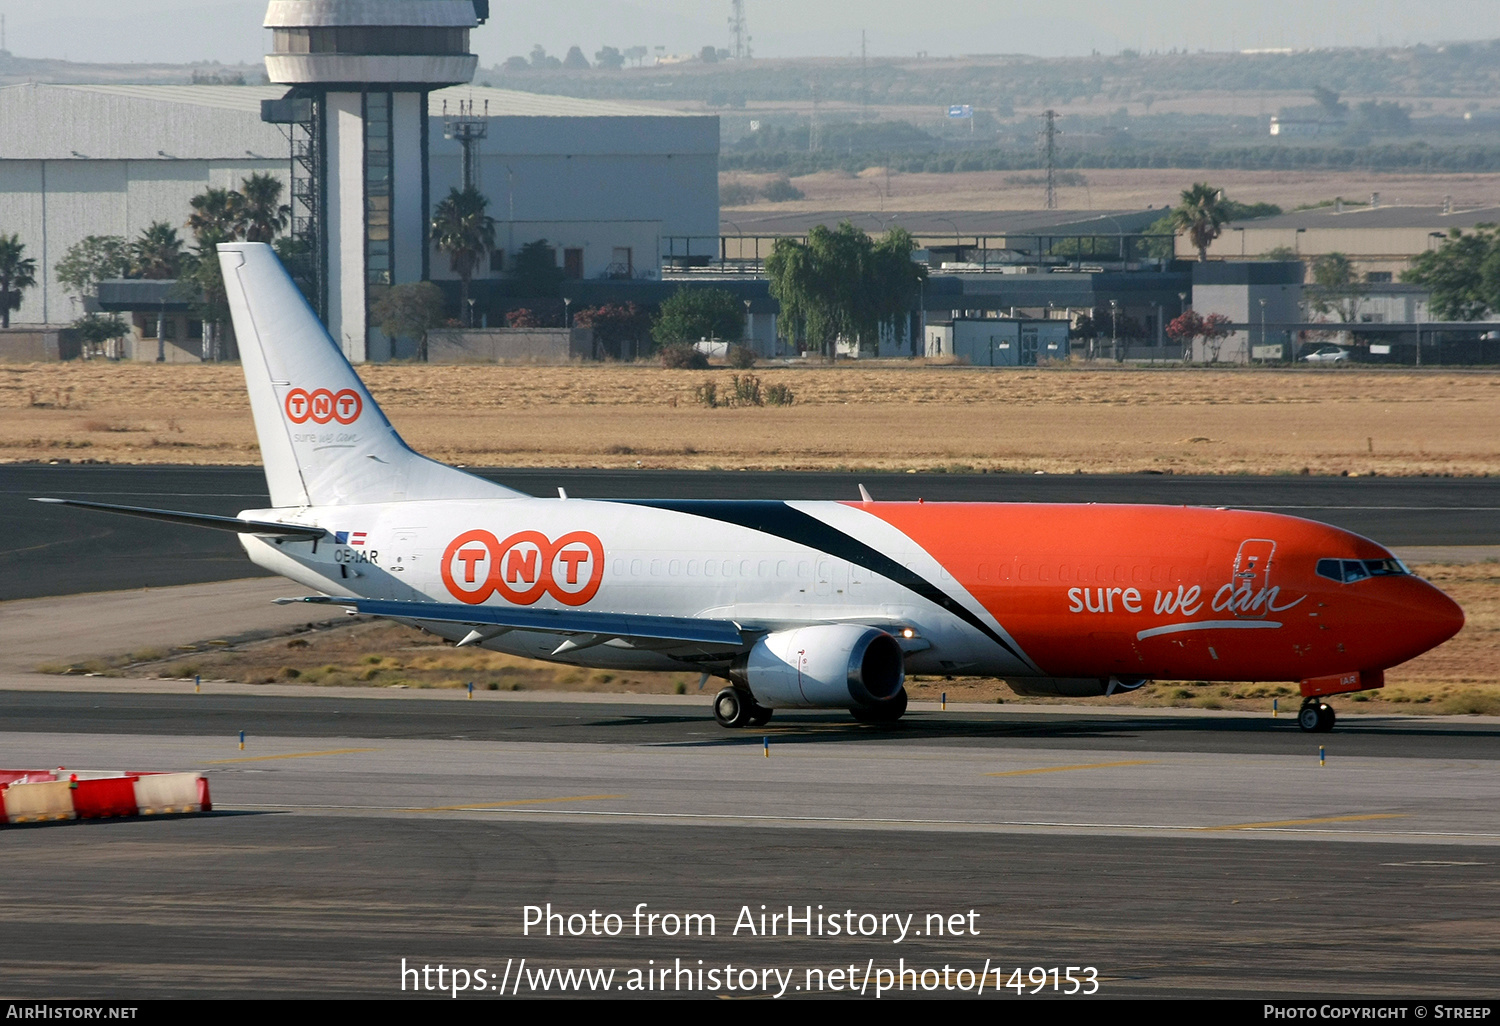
[614,499,1026,664]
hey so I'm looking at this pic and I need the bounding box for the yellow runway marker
[206,747,380,765]
[1199,813,1407,832]
[409,795,625,813]
[985,760,1159,778]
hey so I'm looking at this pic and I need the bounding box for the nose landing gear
[1298,697,1336,733]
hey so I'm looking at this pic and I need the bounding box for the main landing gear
[714,687,773,728]
[1298,697,1336,733]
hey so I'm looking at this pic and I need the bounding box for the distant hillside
[0,52,264,87]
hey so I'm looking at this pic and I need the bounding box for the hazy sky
[6,1,1500,66]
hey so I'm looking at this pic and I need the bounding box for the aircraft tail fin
[217,242,521,508]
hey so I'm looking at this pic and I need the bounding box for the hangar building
[0,81,717,358]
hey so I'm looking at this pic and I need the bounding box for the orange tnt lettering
[557,547,590,584]
[504,548,539,584]
[455,547,487,584]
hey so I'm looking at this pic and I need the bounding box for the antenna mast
[1038,109,1060,210]
[728,0,751,60]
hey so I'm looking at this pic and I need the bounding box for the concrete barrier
[1,769,211,825]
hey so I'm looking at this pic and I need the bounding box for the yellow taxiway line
[1198,813,1407,832]
[205,747,380,765]
[408,795,626,813]
[984,760,1159,778]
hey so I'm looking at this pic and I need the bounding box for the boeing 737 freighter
[38,244,1464,732]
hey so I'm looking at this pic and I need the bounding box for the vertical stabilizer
[218,242,520,507]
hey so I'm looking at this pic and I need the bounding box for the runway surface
[3,694,1499,998]
[6,463,1500,599]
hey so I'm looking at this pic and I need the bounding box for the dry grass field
[49,561,1495,717]
[4,361,1500,476]
[720,168,1500,217]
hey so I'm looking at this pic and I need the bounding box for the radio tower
[1038,110,1061,210]
[728,0,751,59]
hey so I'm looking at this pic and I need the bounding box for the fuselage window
[611,558,624,576]
[630,559,643,576]
[776,560,790,578]
[650,559,663,577]
[668,559,681,576]
[798,560,812,578]
[687,559,699,576]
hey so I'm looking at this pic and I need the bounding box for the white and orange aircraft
[39,244,1465,732]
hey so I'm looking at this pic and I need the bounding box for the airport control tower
[261,0,487,362]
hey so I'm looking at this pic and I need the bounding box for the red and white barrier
[0,768,212,825]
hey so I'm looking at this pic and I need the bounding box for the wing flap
[278,596,747,648]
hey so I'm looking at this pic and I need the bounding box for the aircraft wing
[31,498,326,540]
[277,595,749,649]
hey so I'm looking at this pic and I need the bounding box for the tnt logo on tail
[285,388,362,425]
[441,530,604,607]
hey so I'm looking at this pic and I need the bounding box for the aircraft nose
[1406,579,1465,651]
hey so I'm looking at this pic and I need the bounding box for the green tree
[1404,226,1499,321]
[73,312,127,357]
[56,235,131,306]
[0,234,37,328]
[130,222,186,280]
[235,172,289,243]
[1141,212,1177,261]
[652,288,745,348]
[594,46,624,70]
[510,239,565,298]
[1261,245,1299,261]
[562,45,590,70]
[765,221,925,359]
[187,187,242,243]
[1306,252,1368,322]
[1170,183,1231,262]
[431,186,496,325]
[372,281,446,361]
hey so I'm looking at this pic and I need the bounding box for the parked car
[1303,345,1350,364]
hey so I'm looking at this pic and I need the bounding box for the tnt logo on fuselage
[285,388,362,425]
[441,529,604,607]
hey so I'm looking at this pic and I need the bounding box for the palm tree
[1171,183,1230,262]
[131,222,186,280]
[431,186,495,326]
[236,172,288,243]
[0,234,37,328]
[187,187,243,244]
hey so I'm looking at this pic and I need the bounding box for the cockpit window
[1316,557,1409,583]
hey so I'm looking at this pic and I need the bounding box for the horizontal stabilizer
[278,596,747,647]
[32,498,326,540]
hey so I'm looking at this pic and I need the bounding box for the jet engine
[1005,676,1150,698]
[735,624,906,710]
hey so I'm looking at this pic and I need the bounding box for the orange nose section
[1396,578,1466,662]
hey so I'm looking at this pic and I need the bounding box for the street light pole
[1109,299,1119,362]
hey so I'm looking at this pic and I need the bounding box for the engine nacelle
[736,625,905,709]
[1005,676,1150,698]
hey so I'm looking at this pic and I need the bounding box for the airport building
[0,76,716,359]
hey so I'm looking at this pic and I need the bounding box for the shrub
[761,176,805,202]
[660,343,709,369]
[720,180,758,206]
[694,381,720,407]
[764,382,794,406]
[729,373,763,406]
[726,343,756,368]
[506,307,541,328]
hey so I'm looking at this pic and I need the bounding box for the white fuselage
[239,496,1029,678]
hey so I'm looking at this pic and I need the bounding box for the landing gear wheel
[713,687,753,728]
[851,687,909,725]
[1298,699,1335,733]
[748,705,773,727]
